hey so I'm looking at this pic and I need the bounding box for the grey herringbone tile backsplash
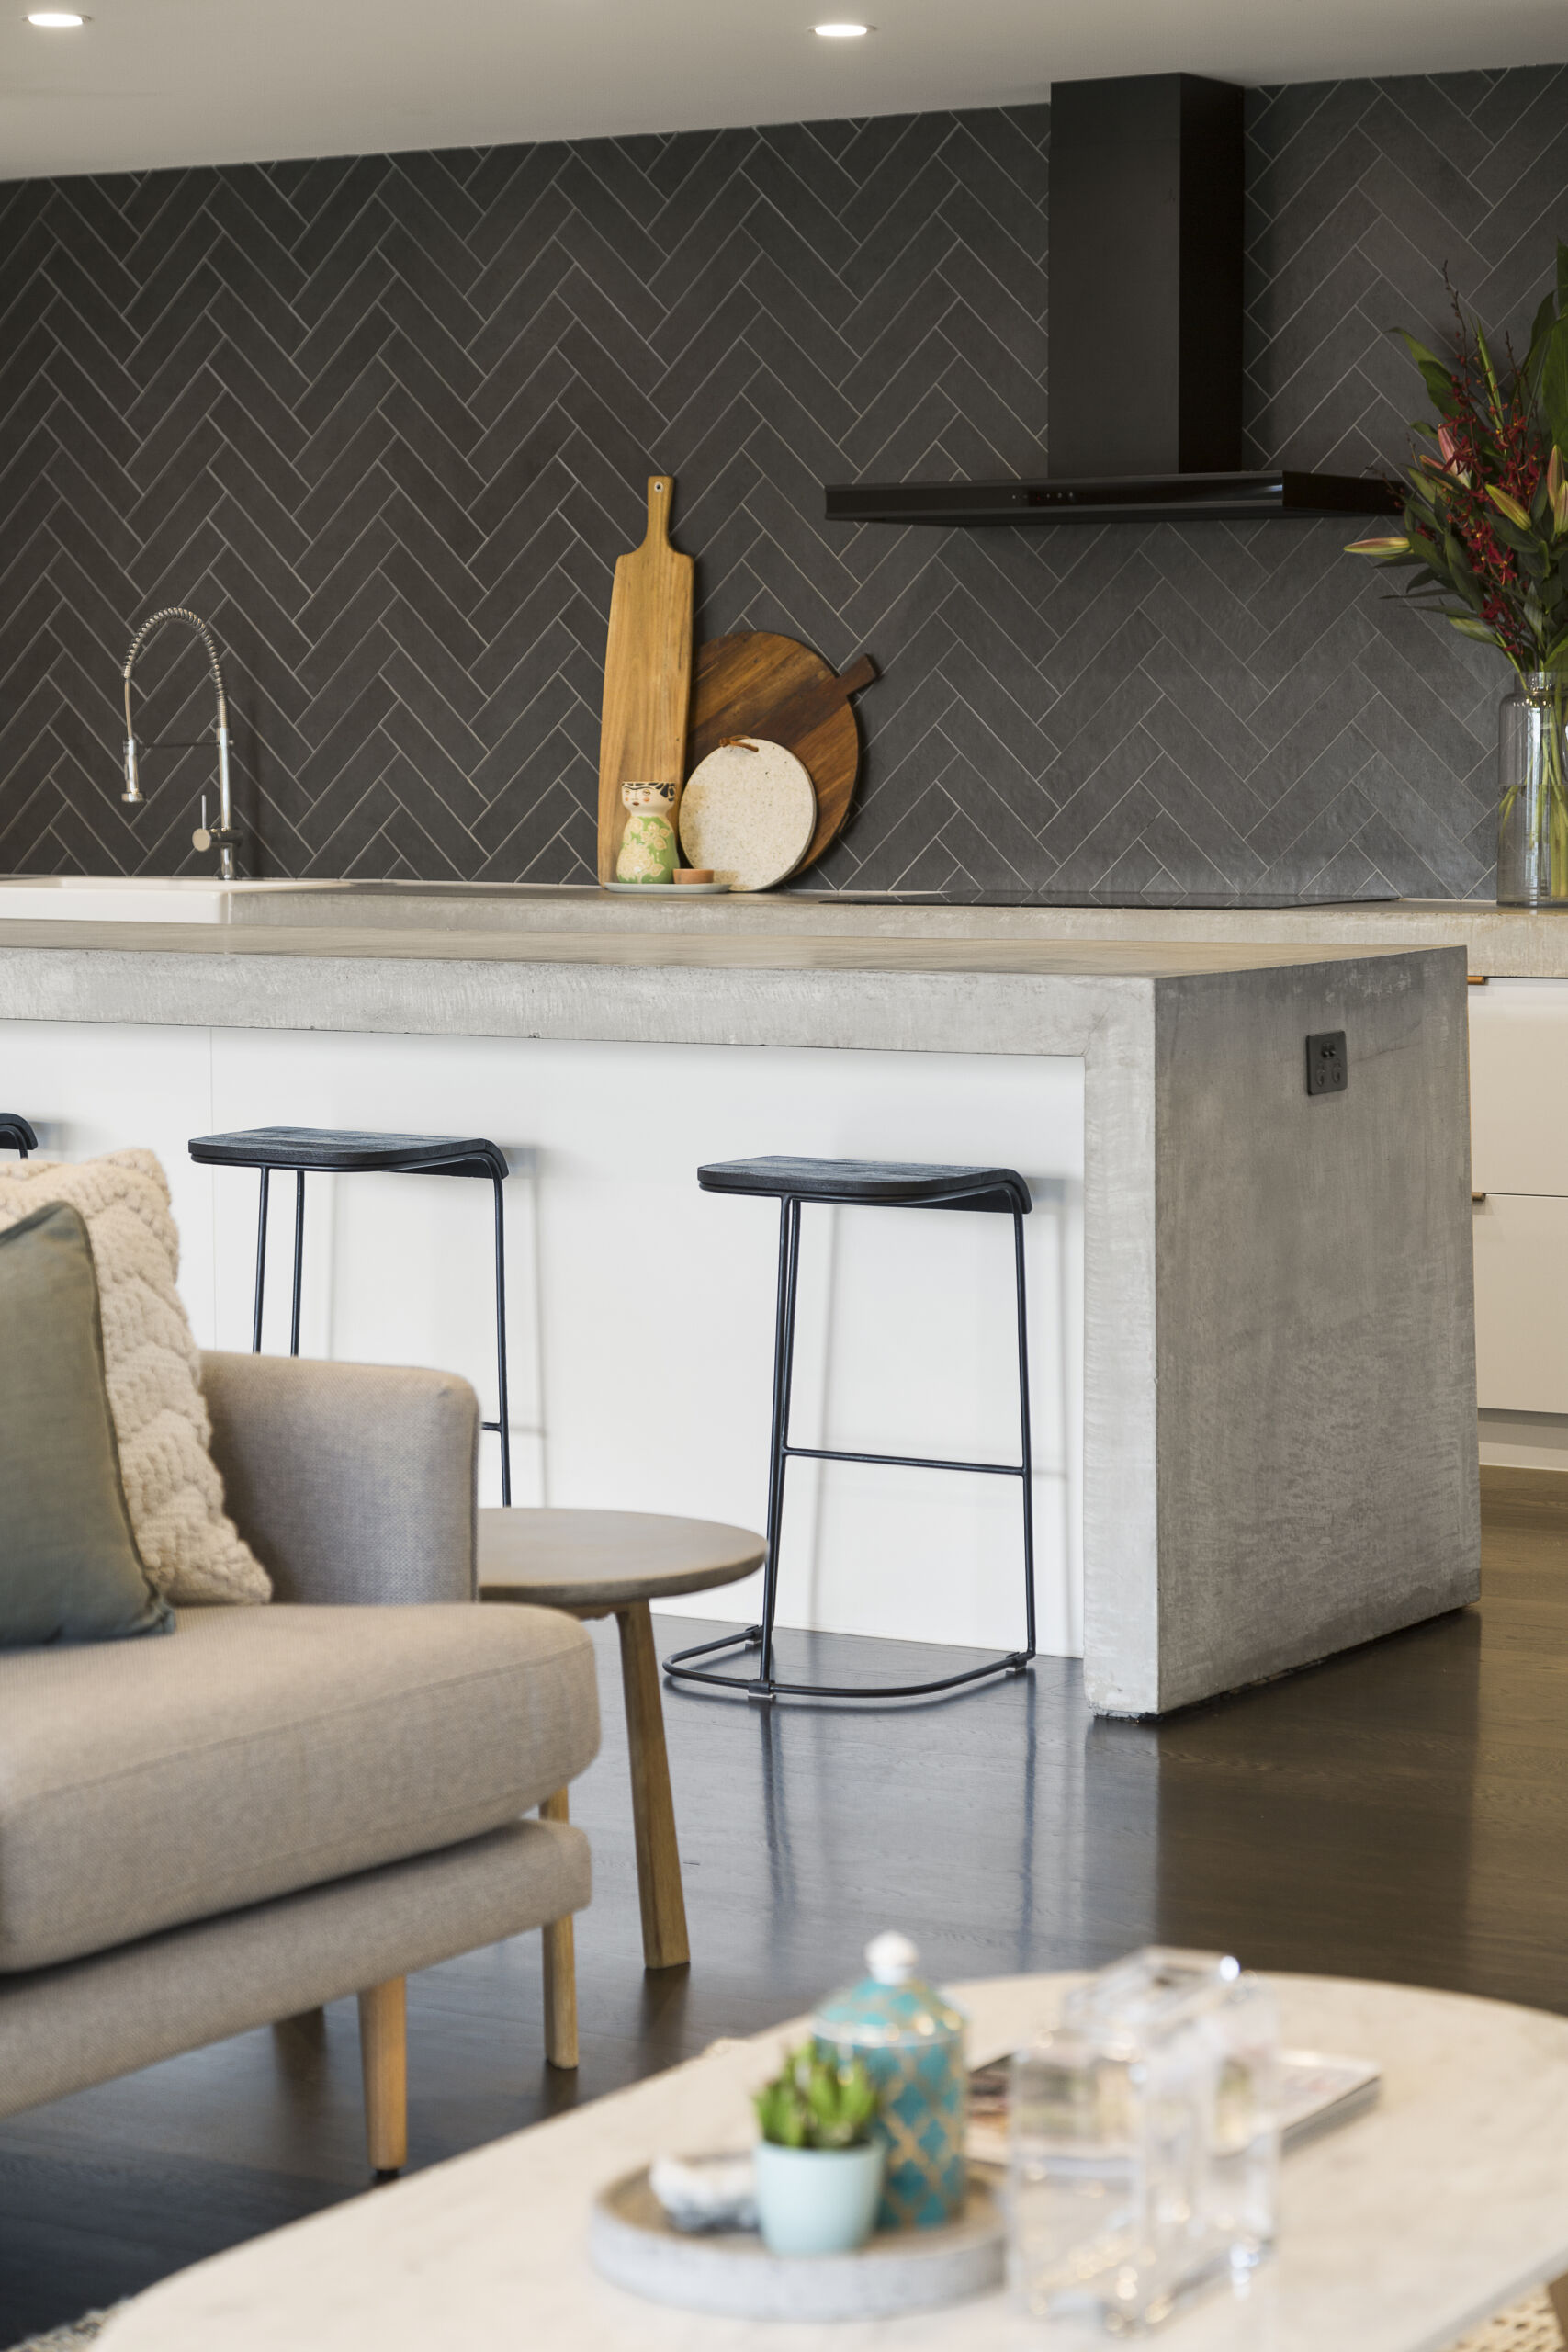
[2,69,1565,893]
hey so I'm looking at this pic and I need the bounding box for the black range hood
[825,74,1399,528]
[825,471,1398,526]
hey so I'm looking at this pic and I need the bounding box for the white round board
[589,2166,1005,2322]
[679,737,817,892]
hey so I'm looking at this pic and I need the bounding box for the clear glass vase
[1497,671,1568,906]
[1009,1949,1280,2334]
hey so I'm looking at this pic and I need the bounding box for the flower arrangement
[1347,244,1568,671]
[1347,245,1568,899]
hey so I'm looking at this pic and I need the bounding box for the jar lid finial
[866,1930,919,1985]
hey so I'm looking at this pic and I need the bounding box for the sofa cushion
[0,1202,172,1649]
[0,1601,598,1973]
[0,1151,269,1607]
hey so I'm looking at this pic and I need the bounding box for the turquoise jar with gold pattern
[812,1932,967,2232]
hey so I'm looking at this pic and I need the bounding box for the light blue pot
[753,2141,885,2256]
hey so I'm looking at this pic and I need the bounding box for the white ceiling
[2,0,1567,182]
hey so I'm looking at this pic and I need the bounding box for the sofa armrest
[199,1353,479,1606]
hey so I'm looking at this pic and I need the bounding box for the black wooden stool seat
[669,1151,1037,1705]
[188,1123,513,1502]
[0,1114,37,1158]
[697,1155,1031,1215]
[189,1127,506,1181]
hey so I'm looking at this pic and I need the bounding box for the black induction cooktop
[791,890,1398,910]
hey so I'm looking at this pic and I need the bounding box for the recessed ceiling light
[815,22,873,36]
[27,10,89,22]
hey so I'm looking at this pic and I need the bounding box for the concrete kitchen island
[0,909,1477,1715]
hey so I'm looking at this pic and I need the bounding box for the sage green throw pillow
[0,1200,173,1646]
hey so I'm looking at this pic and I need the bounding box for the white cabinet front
[1468,979,1568,1416]
[1472,1191,1568,1411]
[1469,978,1568,1194]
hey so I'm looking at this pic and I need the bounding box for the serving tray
[589,2165,1004,2321]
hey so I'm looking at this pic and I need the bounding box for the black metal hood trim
[824,471,1402,528]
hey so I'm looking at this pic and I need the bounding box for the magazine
[966,2048,1382,2166]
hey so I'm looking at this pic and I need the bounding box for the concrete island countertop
[0,910,1450,1044]
[193,882,1568,978]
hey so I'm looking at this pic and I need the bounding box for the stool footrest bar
[783,1443,1025,1477]
[660,1625,1032,1702]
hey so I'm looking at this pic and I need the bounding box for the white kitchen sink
[0,876,341,924]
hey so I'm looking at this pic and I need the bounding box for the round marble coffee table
[98,1972,1568,2352]
[478,1508,764,1978]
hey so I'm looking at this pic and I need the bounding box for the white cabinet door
[1469,978,1568,1193]
[1472,1191,1568,1411]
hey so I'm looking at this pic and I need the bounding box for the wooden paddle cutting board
[687,632,876,875]
[597,476,695,885]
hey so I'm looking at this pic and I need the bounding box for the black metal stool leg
[289,1170,306,1358]
[753,1194,804,1695]
[1013,1206,1037,1661]
[252,1166,271,1352]
[485,1170,513,1506]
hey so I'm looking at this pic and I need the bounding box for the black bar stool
[187,1125,513,1504]
[664,1154,1037,1702]
[0,1114,37,1157]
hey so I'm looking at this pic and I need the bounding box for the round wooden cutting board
[687,632,876,874]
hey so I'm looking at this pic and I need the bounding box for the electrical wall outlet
[1306,1030,1348,1096]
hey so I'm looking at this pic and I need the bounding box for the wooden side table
[478,1510,764,1975]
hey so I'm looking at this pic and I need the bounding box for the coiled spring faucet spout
[121,607,240,880]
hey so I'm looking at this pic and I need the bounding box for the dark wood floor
[4,1514,1566,2344]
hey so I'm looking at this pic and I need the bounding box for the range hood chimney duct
[1050,74,1242,480]
[824,72,1398,527]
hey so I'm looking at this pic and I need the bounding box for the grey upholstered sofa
[0,1351,600,2174]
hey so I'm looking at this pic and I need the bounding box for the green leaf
[1396,330,1460,419]
[1442,534,1483,607]
[1540,316,1568,457]
[1475,322,1506,420]
[1449,615,1505,645]
[1489,515,1545,559]
[755,2044,878,2150]
[1527,289,1559,388]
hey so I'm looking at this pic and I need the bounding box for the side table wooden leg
[539,1788,580,2070]
[616,1601,691,1970]
[357,1977,408,2177]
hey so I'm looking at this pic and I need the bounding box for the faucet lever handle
[192,792,211,854]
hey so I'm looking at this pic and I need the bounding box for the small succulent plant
[753,2042,881,2151]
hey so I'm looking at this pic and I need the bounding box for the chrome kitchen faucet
[120,606,241,879]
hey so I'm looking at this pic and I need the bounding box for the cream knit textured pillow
[0,1150,270,1605]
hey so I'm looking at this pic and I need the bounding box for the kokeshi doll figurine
[615,780,679,883]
